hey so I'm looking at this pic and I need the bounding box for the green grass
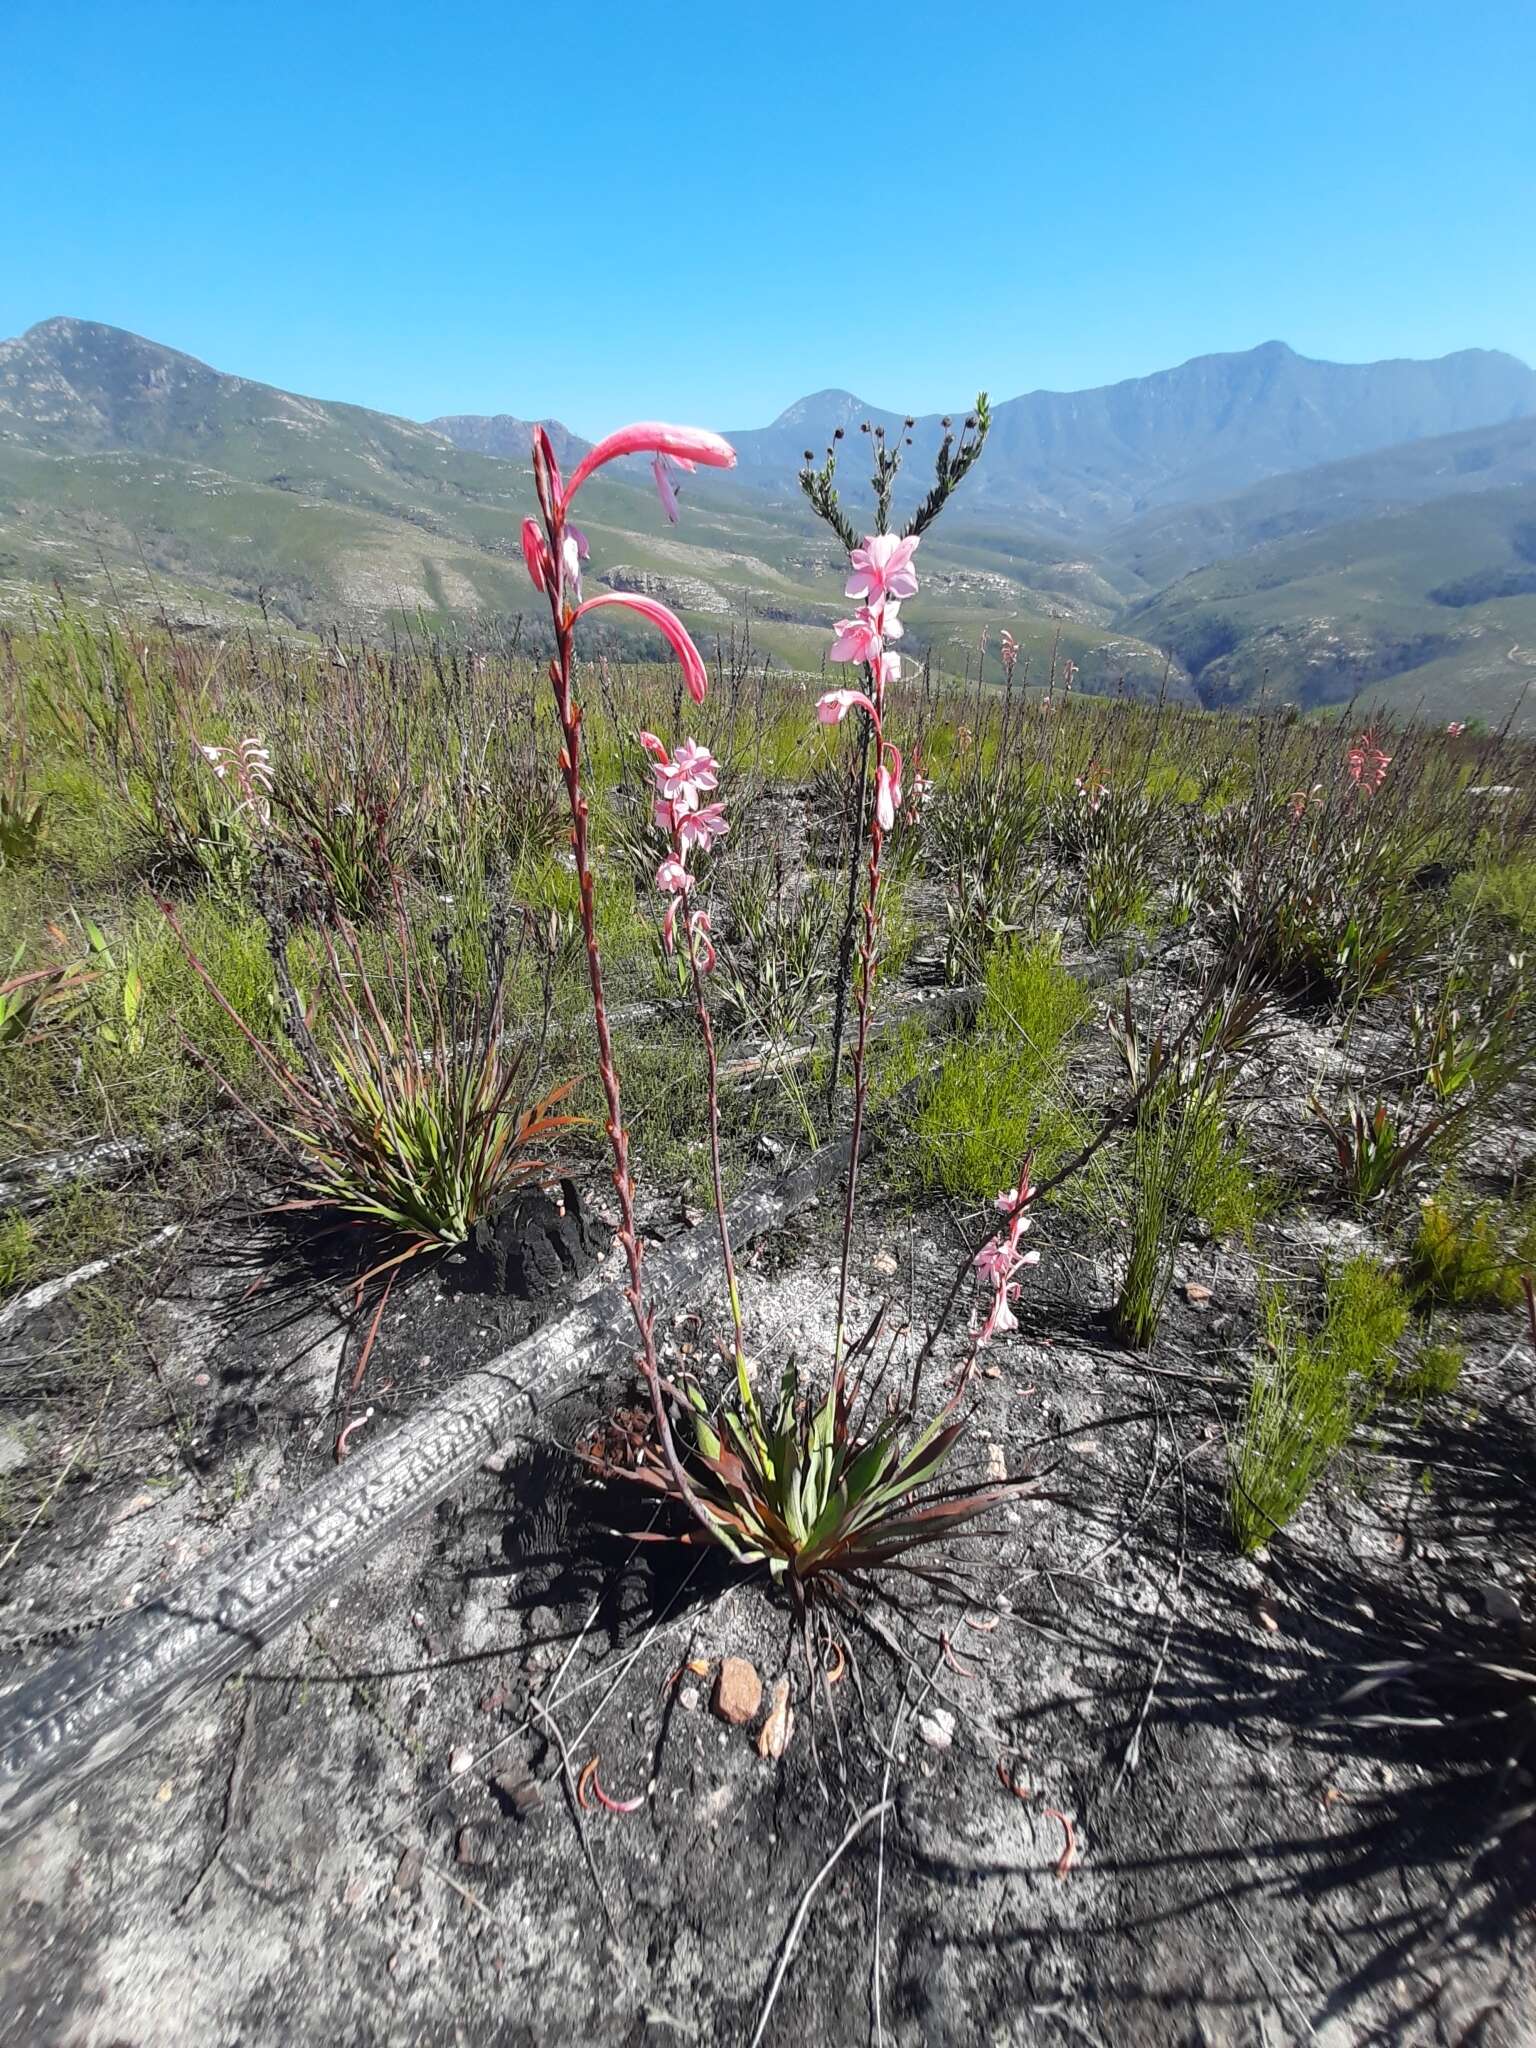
[1450,854,1536,939]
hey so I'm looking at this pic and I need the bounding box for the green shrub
[913,937,1092,1199]
[1410,1194,1534,1310]
[1112,1090,1269,1347]
[0,1211,34,1296]
[1402,1340,1465,1400]
[1450,855,1536,938]
[1228,1256,1407,1551]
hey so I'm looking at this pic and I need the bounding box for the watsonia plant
[518,408,1035,1609]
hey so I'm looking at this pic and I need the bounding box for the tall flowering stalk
[524,418,736,1530]
[640,731,752,1402]
[817,533,918,1372]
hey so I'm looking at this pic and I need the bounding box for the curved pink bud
[575,592,709,703]
[521,518,552,593]
[688,909,717,975]
[532,427,564,523]
[638,730,671,762]
[817,689,877,725]
[564,422,737,504]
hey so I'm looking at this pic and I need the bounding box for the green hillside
[0,319,1184,691]
[1119,484,1536,721]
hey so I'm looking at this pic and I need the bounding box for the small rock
[757,1677,793,1760]
[984,1441,1008,1483]
[871,1250,899,1276]
[480,1449,511,1475]
[394,1846,425,1894]
[677,1683,701,1713]
[491,1768,543,1819]
[714,1657,762,1726]
[449,1745,474,1776]
[919,1709,956,1751]
[456,1825,494,1867]
[1250,1593,1280,1633]
[1484,1585,1521,1625]
[1184,1282,1214,1305]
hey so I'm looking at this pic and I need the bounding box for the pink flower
[1346,732,1391,794]
[677,800,729,853]
[563,422,737,507]
[829,610,885,666]
[1446,721,1466,737]
[979,1288,1019,1343]
[638,730,670,761]
[653,738,719,813]
[817,688,877,725]
[521,518,552,593]
[652,453,684,524]
[877,651,901,689]
[845,533,920,604]
[562,528,588,600]
[654,796,677,835]
[974,1239,1020,1288]
[655,855,693,897]
[574,592,709,703]
[875,743,903,832]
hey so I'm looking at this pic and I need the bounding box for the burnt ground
[2,1163,1534,2048]
[2,906,1535,2046]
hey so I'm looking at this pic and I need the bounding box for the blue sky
[5,0,1533,435]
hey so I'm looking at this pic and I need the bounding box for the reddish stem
[537,505,716,1540]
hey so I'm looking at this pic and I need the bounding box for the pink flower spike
[564,422,737,506]
[521,518,552,594]
[652,453,681,524]
[654,855,694,897]
[678,801,729,853]
[817,688,877,726]
[845,533,920,604]
[829,610,884,665]
[574,592,710,703]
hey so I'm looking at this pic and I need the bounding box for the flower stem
[686,936,752,1413]
[540,561,716,1542]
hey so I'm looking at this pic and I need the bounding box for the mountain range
[4,316,1536,724]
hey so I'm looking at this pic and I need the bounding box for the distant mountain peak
[426,412,588,466]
